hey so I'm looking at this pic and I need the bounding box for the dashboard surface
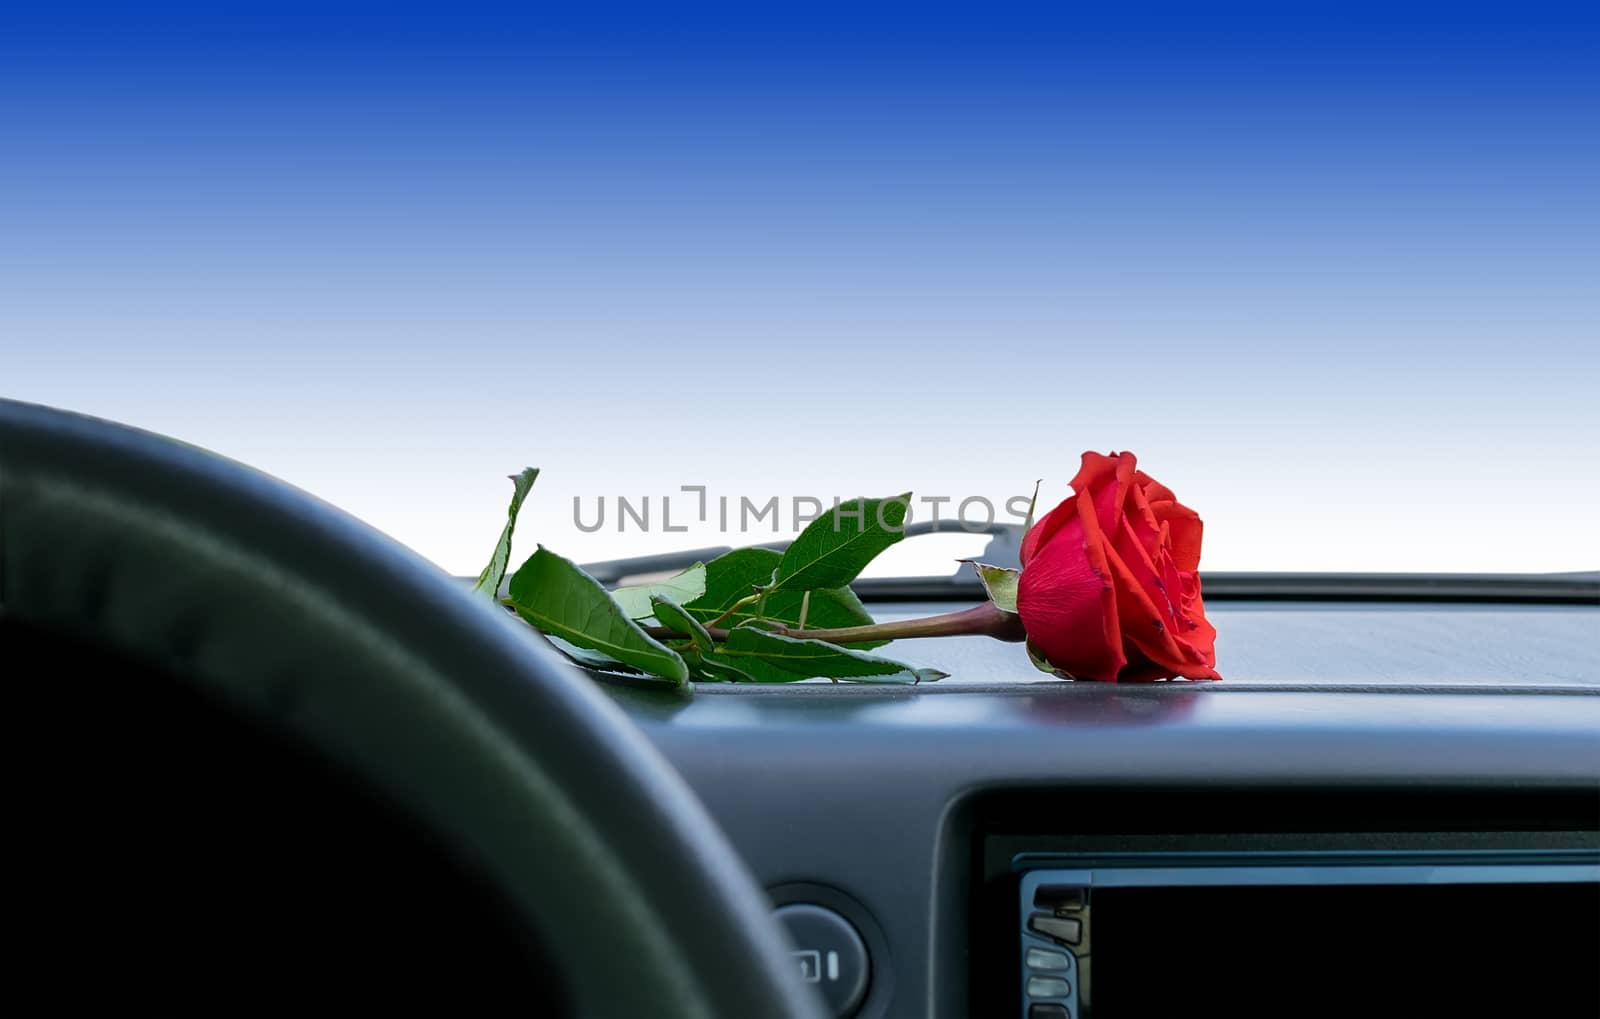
[785,599,1599,688]
[601,599,1600,1017]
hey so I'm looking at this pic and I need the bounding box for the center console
[964,788,1600,1019]
[1014,852,1598,1018]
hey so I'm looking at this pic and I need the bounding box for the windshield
[4,3,1595,578]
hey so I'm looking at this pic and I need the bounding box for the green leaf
[650,595,713,651]
[507,546,689,685]
[474,467,540,598]
[684,548,882,645]
[962,560,1020,614]
[691,656,759,684]
[1022,478,1043,533]
[1026,638,1065,677]
[714,624,944,684]
[768,493,912,593]
[684,547,775,613]
[792,588,882,644]
[609,563,707,620]
[545,636,647,677]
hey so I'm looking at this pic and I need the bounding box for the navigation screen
[1090,883,1599,1018]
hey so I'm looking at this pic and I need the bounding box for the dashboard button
[1028,913,1083,944]
[1029,1005,1071,1019]
[1026,946,1072,971]
[1027,975,1072,998]
[774,903,870,1018]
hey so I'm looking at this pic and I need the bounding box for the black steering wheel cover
[0,399,822,1019]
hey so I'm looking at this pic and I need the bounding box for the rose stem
[643,601,1026,645]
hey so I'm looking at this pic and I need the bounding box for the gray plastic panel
[609,680,1600,1017]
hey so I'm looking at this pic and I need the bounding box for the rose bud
[1016,451,1221,682]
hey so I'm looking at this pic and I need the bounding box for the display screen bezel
[1017,852,1600,1019]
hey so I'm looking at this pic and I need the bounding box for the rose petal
[1019,493,1078,567]
[1017,509,1125,682]
[1106,527,1197,669]
[1149,499,1204,573]
[1127,483,1166,561]
[1117,647,1178,683]
[1069,451,1124,497]
[1174,572,1220,671]
[1022,452,1220,683]
[1134,469,1175,504]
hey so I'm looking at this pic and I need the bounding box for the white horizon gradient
[4,335,1596,576]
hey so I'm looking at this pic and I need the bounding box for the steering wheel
[0,398,823,1018]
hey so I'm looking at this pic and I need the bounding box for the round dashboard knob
[773,902,871,1017]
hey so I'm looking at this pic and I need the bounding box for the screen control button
[774,903,870,1018]
[1035,885,1086,912]
[1025,946,1072,971]
[1028,913,1083,944]
[1026,975,1072,999]
[1029,1005,1071,1019]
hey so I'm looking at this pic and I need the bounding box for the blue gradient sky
[3,2,1596,573]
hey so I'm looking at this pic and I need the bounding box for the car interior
[4,5,1598,1017]
[2,399,1595,1018]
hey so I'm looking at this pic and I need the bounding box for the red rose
[1016,451,1221,682]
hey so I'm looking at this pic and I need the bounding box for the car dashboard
[600,594,1600,1018]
